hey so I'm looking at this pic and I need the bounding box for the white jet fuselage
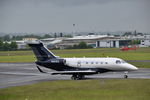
[64,57,138,71]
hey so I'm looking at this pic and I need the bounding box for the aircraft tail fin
[28,42,56,61]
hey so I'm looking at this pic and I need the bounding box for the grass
[0,47,150,67]
[0,48,150,99]
[0,79,150,100]
[129,62,150,68]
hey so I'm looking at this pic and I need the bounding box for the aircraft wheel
[78,75,85,79]
[124,75,128,79]
[71,76,74,80]
[71,75,78,80]
[71,75,84,80]
[124,71,128,79]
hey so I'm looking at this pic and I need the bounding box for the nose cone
[128,64,138,71]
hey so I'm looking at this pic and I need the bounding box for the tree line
[0,34,72,41]
[0,40,17,51]
[129,40,141,45]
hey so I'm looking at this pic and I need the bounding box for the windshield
[116,60,126,64]
[121,60,126,63]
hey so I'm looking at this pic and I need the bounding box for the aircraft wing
[36,66,97,75]
[51,70,97,75]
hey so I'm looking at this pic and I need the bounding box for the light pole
[73,24,75,37]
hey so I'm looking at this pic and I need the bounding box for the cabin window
[105,62,108,64]
[77,61,81,67]
[77,61,81,64]
[116,60,121,64]
[86,62,88,64]
[91,62,94,64]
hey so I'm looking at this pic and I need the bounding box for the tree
[73,44,78,49]
[123,32,132,36]
[0,39,3,51]
[78,42,87,49]
[129,40,141,45]
[10,41,17,50]
[137,33,143,36]
[3,42,11,51]
[0,40,18,51]
[3,35,10,41]
[43,34,52,38]
[64,34,73,38]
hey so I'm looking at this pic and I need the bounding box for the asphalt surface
[0,63,150,89]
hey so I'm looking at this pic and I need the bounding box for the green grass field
[0,79,150,100]
[0,47,150,68]
[0,48,150,100]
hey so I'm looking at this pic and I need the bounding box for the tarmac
[0,63,150,89]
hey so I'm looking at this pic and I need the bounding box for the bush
[0,39,18,51]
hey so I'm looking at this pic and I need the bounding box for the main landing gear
[71,74,85,80]
[124,71,128,79]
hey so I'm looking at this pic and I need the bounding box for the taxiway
[0,63,150,89]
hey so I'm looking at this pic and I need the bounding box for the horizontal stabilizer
[36,66,46,73]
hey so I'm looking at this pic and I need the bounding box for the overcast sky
[0,0,150,33]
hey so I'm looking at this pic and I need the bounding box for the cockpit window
[116,60,126,64]
[121,60,126,63]
[116,60,121,64]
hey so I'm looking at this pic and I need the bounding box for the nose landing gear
[124,71,128,79]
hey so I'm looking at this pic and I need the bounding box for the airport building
[56,35,118,49]
[39,35,118,49]
[14,34,150,49]
[15,41,26,49]
[96,39,132,48]
[140,39,150,47]
[16,38,38,49]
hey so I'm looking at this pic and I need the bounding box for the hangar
[96,40,132,48]
[57,35,118,49]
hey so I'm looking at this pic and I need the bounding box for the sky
[0,0,150,33]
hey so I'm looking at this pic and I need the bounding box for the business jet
[28,42,138,80]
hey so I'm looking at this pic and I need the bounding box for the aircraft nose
[129,64,138,71]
